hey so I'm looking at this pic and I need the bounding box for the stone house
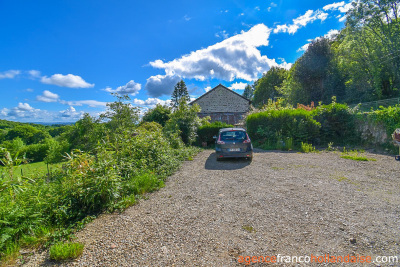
[190,84,251,125]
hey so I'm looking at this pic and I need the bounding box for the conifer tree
[171,80,190,108]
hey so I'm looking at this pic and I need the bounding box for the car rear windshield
[220,130,247,141]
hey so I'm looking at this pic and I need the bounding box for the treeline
[249,0,400,107]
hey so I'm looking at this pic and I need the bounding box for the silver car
[214,128,253,161]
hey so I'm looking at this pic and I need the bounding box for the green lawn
[1,161,62,178]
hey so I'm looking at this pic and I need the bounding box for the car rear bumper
[216,151,253,158]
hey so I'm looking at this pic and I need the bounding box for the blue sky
[0,0,352,122]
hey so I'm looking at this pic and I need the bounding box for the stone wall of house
[194,85,249,113]
[197,112,244,125]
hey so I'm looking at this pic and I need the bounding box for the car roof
[219,127,246,133]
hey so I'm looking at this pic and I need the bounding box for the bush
[197,121,233,146]
[142,104,171,127]
[313,102,359,145]
[247,108,321,147]
[19,143,48,162]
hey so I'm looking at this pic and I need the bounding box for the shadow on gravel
[205,152,251,170]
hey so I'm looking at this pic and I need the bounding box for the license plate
[229,148,240,152]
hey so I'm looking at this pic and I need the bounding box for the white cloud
[0,70,20,79]
[60,100,108,107]
[59,106,84,120]
[41,74,94,88]
[229,82,247,90]
[36,90,60,102]
[103,80,141,95]
[339,3,354,13]
[28,70,41,78]
[255,6,260,11]
[204,86,212,92]
[215,30,229,39]
[26,88,34,92]
[323,1,354,19]
[2,102,44,119]
[17,102,34,111]
[133,98,171,108]
[297,29,341,52]
[183,15,191,21]
[146,24,286,97]
[271,2,277,7]
[323,1,345,11]
[339,15,347,22]
[274,10,329,34]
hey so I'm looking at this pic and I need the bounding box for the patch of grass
[340,149,376,161]
[49,242,84,261]
[242,225,256,233]
[300,142,316,153]
[1,161,62,178]
[336,176,348,182]
[271,166,284,170]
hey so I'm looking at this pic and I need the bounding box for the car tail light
[217,135,225,144]
[243,133,251,144]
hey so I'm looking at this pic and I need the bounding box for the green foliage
[196,121,233,145]
[312,100,359,145]
[340,149,376,161]
[0,95,200,261]
[247,108,321,147]
[49,242,84,261]
[65,113,106,153]
[171,80,190,108]
[289,38,345,105]
[44,139,69,164]
[19,143,48,163]
[3,125,50,145]
[253,67,288,107]
[165,101,204,145]
[100,94,140,132]
[300,142,316,153]
[242,84,254,100]
[142,104,171,126]
[364,105,400,136]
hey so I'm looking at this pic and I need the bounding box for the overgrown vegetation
[0,93,203,262]
[246,99,400,152]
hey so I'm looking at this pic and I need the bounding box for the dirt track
[26,149,400,266]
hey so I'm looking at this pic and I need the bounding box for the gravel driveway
[26,149,400,266]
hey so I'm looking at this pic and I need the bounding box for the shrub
[165,102,204,145]
[142,104,171,127]
[19,143,48,162]
[247,108,320,147]
[197,121,233,145]
[313,102,359,145]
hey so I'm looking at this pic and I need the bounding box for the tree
[290,38,345,104]
[100,93,140,131]
[171,80,190,108]
[242,84,254,100]
[142,104,171,127]
[335,0,400,101]
[253,67,288,107]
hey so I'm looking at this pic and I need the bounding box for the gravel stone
[23,149,400,266]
